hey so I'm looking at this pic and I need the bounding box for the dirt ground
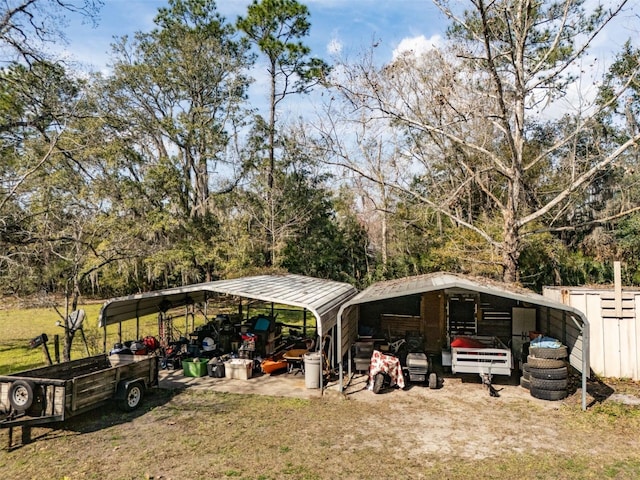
[1,369,640,479]
[334,371,615,460]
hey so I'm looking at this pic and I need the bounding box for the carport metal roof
[337,272,591,409]
[98,274,358,337]
[340,272,589,313]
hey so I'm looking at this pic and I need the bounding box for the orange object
[260,355,288,374]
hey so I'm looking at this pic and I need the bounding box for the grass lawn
[0,386,639,479]
[0,301,160,375]
[0,300,313,375]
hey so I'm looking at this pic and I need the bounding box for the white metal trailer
[451,336,513,377]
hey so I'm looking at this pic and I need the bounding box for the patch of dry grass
[1,387,639,479]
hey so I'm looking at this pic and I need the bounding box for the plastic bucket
[303,352,321,389]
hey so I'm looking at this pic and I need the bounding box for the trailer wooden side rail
[1,354,158,449]
[451,336,513,377]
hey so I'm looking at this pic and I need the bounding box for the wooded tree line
[1,0,640,307]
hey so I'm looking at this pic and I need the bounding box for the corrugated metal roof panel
[98,274,358,337]
[341,272,584,314]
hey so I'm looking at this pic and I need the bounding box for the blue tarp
[530,336,563,348]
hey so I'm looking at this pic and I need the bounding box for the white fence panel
[544,287,640,380]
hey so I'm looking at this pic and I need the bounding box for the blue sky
[57,0,639,120]
[60,0,447,73]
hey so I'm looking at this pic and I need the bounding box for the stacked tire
[520,363,531,390]
[527,345,569,401]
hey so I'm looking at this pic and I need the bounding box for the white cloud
[392,34,443,60]
[327,37,342,56]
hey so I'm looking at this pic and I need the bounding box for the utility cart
[450,335,513,396]
[0,353,158,447]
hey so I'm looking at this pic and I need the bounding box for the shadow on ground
[4,388,178,451]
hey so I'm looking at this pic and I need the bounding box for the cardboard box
[224,359,253,380]
[183,358,209,377]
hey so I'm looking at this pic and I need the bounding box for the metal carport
[336,272,591,410]
[99,274,358,387]
[99,273,357,334]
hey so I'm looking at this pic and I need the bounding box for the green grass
[0,301,315,375]
[0,302,157,375]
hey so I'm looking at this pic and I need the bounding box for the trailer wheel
[118,382,144,412]
[9,380,35,412]
[428,372,438,389]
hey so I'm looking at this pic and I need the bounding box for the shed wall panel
[546,288,640,380]
[545,307,584,373]
[568,335,584,373]
[634,295,640,380]
[340,306,358,361]
[584,293,607,377]
[563,293,602,376]
[380,314,421,338]
[619,314,635,378]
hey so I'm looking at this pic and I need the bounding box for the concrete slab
[158,368,328,399]
[158,367,544,405]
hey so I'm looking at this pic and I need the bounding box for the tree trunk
[381,208,388,270]
[502,215,520,284]
[267,58,278,267]
[62,275,82,362]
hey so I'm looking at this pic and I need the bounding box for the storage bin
[183,358,209,377]
[207,358,225,378]
[441,350,452,367]
[354,341,374,372]
[224,359,253,380]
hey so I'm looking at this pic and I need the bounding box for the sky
[55,0,640,119]
[60,0,640,72]
[59,0,448,73]
[54,0,453,119]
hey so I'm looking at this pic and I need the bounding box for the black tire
[520,376,530,390]
[428,372,438,389]
[526,355,567,369]
[530,387,567,401]
[529,377,568,391]
[372,373,384,394]
[522,363,530,380]
[529,345,568,359]
[9,380,35,412]
[117,382,144,412]
[528,366,568,380]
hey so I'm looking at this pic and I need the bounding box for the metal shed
[336,272,591,409]
[99,273,358,347]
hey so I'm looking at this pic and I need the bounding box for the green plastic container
[183,358,209,377]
